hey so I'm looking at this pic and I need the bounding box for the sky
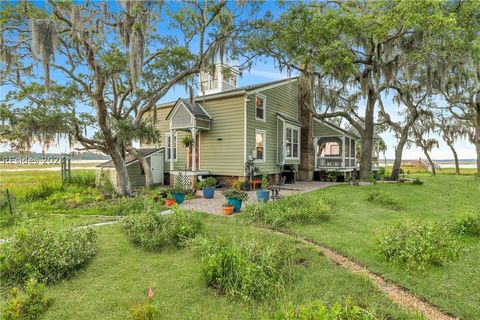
[0,1,476,160]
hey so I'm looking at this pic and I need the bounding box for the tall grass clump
[272,298,376,320]
[191,236,295,300]
[366,190,403,211]
[242,196,334,228]
[20,180,64,203]
[1,279,52,320]
[68,170,96,188]
[122,206,203,251]
[0,224,97,286]
[379,221,460,270]
[453,214,480,237]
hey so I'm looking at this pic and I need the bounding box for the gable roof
[313,117,360,139]
[347,125,382,140]
[96,148,163,168]
[277,112,301,125]
[155,77,299,110]
[165,98,212,121]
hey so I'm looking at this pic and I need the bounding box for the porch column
[191,127,197,172]
[341,136,345,168]
[170,129,175,172]
[313,137,319,169]
[347,138,351,167]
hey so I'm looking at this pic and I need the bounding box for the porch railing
[316,157,356,168]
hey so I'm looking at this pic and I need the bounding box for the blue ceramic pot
[226,198,242,213]
[172,192,185,204]
[202,187,215,199]
[256,189,270,202]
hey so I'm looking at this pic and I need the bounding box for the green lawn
[289,174,480,319]
[42,217,415,319]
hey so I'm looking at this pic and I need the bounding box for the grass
[289,174,480,319]
[38,217,415,319]
[384,165,478,175]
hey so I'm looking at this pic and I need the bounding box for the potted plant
[181,135,194,148]
[221,202,234,215]
[255,174,270,202]
[327,172,338,182]
[172,179,187,204]
[197,177,217,199]
[222,189,248,213]
[158,187,169,198]
[164,194,176,206]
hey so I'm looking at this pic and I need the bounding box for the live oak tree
[436,114,469,175]
[0,0,249,195]
[248,1,453,179]
[377,78,432,180]
[410,115,439,175]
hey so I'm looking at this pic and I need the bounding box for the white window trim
[165,132,178,162]
[284,124,300,160]
[255,94,267,122]
[255,129,266,162]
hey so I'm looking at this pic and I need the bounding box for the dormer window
[255,94,266,121]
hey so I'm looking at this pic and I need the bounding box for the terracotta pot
[165,198,176,206]
[221,206,234,215]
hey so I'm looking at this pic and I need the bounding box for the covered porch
[314,135,357,171]
[166,98,212,187]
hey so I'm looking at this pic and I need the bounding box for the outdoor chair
[270,176,287,200]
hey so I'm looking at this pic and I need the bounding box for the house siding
[143,95,245,176]
[246,80,299,173]
[313,120,342,137]
[142,106,188,172]
[198,95,245,176]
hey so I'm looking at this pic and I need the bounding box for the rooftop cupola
[199,63,239,96]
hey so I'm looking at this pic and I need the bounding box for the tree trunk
[298,71,314,181]
[447,143,460,175]
[391,138,407,180]
[359,88,375,179]
[127,147,154,188]
[423,148,436,175]
[109,146,132,195]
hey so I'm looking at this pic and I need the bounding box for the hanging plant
[181,135,194,148]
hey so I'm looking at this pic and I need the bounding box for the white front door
[150,154,164,184]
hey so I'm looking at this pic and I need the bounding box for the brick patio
[179,181,336,215]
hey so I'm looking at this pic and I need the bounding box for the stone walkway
[180,181,336,215]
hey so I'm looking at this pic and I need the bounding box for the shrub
[242,196,334,228]
[197,177,216,189]
[379,221,461,270]
[21,180,64,203]
[1,279,51,320]
[68,171,96,188]
[222,189,248,201]
[453,214,480,237]
[366,190,403,211]
[99,169,115,195]
[191,236,295,300]
[412,178,424,185]
[0,225,97,286]
[272,298,376,320]
[122,206,203,251]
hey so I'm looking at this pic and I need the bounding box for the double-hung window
[255,129,266,161]
[285,125,300,159]
[165,133,178,161]
[255,94,266,121]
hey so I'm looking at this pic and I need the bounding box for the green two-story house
[98,63,380,188]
